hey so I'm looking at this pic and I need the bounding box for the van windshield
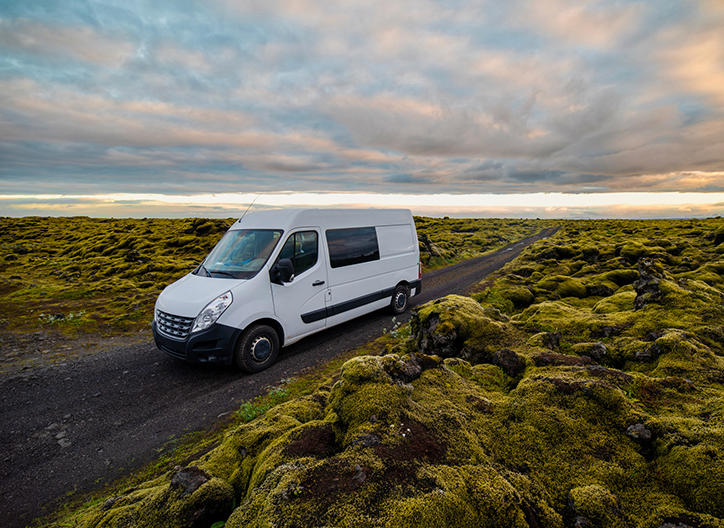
[195,229,283,279]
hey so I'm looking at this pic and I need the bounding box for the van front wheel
[235,324,280,373]
[390,284,410,315]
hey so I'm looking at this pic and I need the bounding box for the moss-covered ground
[414,216,556,270]
[0,216,551,372]
[37,217,724,528]
[0,216,232,334]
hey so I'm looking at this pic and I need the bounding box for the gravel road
[0,226,557,527]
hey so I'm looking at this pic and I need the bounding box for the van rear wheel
[235,324,280,373]
[390,284,410,315]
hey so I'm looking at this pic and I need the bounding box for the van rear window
[326,227,380,268]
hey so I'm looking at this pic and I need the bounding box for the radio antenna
[239,194,261,222]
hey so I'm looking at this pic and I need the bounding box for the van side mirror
[270,258,295,284]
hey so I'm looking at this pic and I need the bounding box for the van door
[324,226,387,325]
[271,229,329,341]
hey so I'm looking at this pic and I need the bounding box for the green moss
[592,289,636,314]
[649,330,724,383]
[515,301,635,341]
[499,285,535,309]
[382,465,545,528]
[657,443,724,517]
[600,269,640,287]
[75,473,234,528]
[412,295,516,361]
[526,332,560,350]
[536,275,587,299]
[619,241,649,263]
[33,217,724,527]
[328,357,414,444]
[641,503,724,528]
[473,287,515,314]
[447,360,513,393]
[415,217,556,271]
[568,484,621,526]
[0,217,233,342]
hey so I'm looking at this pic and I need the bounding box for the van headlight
[191,291,233,333]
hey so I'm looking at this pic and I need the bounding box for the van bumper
[411,279,422,296]
[152,322,241,365]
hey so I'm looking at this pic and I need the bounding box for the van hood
[155,273,247,318]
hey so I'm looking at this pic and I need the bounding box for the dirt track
[0,226,558,527]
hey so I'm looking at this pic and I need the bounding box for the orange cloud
[0,18,134,67]
[513,0,642,48]
[656,28,724,106]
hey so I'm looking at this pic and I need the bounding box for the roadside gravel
[0,226,557,527]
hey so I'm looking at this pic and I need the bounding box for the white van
[153,208,421,372]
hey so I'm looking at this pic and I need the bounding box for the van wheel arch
[390,282,411,315]
[251,318,284,345]
[234,319,284,373]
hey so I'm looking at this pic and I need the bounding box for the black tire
[234,324,280,373]
[390,284,410,315]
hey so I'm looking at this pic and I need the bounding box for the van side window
[278,231,318,275]
[326,227,380,268]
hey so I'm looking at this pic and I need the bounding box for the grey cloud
[491,92,538,135]
[554,173,610,186]
[460,160,506,182]
[508,169,567,183]
[259,160,331,173]
[1,0,724,198]
[457,160,613,190]
[547,87,623,141]
[384,173,436,184]
[323,97,566,159]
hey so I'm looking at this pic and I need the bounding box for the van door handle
[312,280,325,286]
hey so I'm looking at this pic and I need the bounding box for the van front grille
[156,310,195,340]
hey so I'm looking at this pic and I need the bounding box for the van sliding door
[325,226,389,324]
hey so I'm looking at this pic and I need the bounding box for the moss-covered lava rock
[72,345,724,528]
[78,466,234,528]
[410,295,518,364]
[414,217,555,269]
[41,217,724,527]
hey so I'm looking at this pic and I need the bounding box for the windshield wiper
[209,269,236,278]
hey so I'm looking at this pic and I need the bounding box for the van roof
[232,208,413,231]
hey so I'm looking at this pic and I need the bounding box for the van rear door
[271,229,329,341]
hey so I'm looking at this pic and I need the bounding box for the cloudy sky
[1,0,724,218]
